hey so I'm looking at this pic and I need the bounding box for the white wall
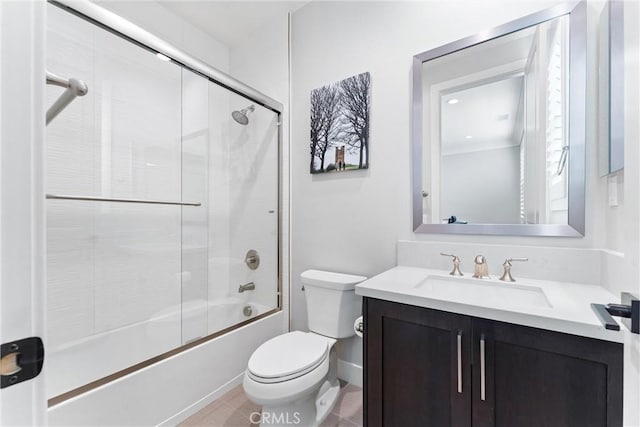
[441,146,521,224]
[290,1,640,419]
[599,0,640,288]
[596,0,640,418]
[290,0,563,383]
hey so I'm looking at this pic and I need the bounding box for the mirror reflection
[422,15,570,225]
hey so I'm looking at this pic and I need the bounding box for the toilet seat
[247,331,330,384]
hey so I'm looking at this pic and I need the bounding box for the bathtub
[48,308,284,426]
[47,297,274,399]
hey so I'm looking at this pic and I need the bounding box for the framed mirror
[412,1,586,236]
[598,0,625,176]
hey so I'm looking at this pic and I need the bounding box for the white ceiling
[430,25,535,157]
[159,1,308,47]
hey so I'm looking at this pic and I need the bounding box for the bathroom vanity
[357,267,624,427]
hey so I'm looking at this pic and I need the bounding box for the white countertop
[355,266,625,343]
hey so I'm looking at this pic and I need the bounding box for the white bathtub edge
[48,311,284,426]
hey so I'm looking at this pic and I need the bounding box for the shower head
[232,104,255,125]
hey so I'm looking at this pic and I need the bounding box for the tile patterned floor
[179,382,363,427]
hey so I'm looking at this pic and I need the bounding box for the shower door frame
[46,0,284,407]
[49,0,284,113]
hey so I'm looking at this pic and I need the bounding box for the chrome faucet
[499,258,528,282]
[472,255,490,279]
[238,282,255,293]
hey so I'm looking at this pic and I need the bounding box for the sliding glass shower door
[45,3,279,402]
[206,83,280,336]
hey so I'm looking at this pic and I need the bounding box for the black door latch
[0,337,45,388]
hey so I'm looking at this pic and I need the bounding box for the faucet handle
[440,253,463,276]
[499,258,528,282]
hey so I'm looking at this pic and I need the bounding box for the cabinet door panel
[364,298,471,427]
[382,317,450,425]
[495,341,607,426]
[473,319,623,427]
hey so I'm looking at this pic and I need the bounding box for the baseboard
[158,372,244,426]
[337,359,362,388]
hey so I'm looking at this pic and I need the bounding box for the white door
[0,0,47,425]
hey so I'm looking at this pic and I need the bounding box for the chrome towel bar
[46,70,88,125]
[46,194,201,207]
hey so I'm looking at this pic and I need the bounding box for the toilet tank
[301,270,367,339]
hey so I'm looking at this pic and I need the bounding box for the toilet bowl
[243,270,366,427]
[243,331,339,426]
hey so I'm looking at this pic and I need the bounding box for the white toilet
[243,270,366,427]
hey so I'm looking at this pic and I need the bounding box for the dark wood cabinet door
[472,318,623,427]
[364,298,472,427]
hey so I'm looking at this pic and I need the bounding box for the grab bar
[46,71,88,125]
[46,194,201,207]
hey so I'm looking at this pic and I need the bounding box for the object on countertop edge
[591,292,639,334]
[445,215,468,224]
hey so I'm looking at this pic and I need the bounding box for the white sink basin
[415,275,552,309]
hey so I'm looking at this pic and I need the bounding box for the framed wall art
[310,72,371,174]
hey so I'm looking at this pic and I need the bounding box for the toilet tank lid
[300,269,367,291]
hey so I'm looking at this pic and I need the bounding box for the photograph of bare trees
[310,72,370,174]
